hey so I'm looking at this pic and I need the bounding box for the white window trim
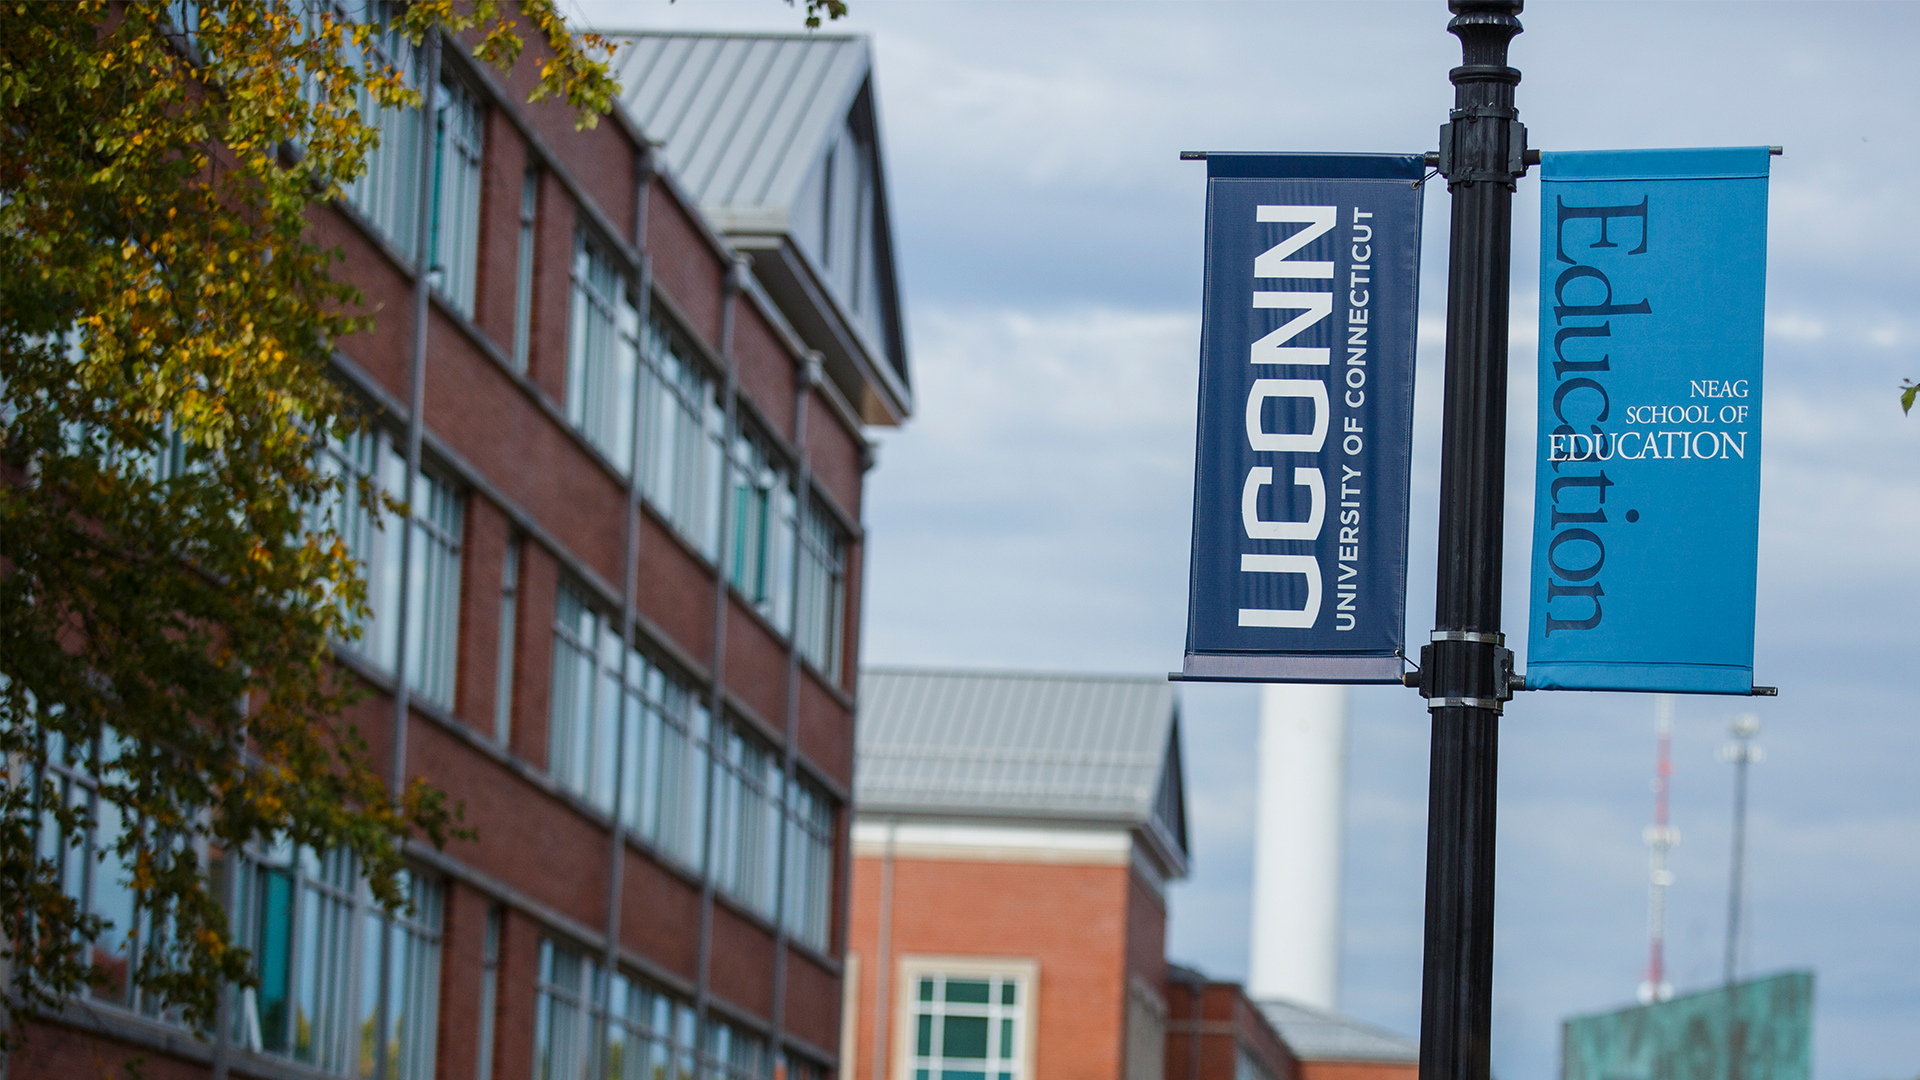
[892,955,1040,1080]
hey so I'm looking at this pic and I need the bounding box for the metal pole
[1418,5,1528,1080]
[693,257,748,1080]
[1722,714,1760,987]
[1641,695,1676,1004]
[373,31,442,1080]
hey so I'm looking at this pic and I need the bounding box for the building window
[782,775,834,953]
[709,718,780,920]
[781,1056,829,1080]
[621,644,711,872]
[405,462,465,710]
[536,939,697,1080]
[512,171,539,371]
[547,584,621,812]
[342,2,425,261]
[314,427,465,710]
[551,582,713,859]
[566,231,640,475]
[727,424,796,633]
[637,312,723,559]
[227,843,443,1080]
[906,972,1029,1076]
[494,537,520,745]
[794,496,847,682]
[702,1016,769,1080]
[33,727,177,1019]
[534,940,587,1080]
[607,969,698,1080]
[477,906,501,1080]
[429,72,485,317]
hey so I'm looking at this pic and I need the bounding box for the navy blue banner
[1183,154,1424,684]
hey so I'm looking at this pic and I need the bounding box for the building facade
[17,16,907,1080]
[843,670,1198,1080]
[1164,970,1300,1080]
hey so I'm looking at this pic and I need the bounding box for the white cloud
[1767,312,1829,342]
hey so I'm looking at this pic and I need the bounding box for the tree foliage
[0,0,620,1047]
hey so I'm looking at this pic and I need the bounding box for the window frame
[512,170,540,371]
[781,772,835,953]
[708,715,781,921]
[637,308,725,560]
[565,228,640,475]
[314,424,466,709]
[337,0,427,261]
[534,937,699,1080]
[549,580,715,868]
[794,493,848,683]
[32,727,180,1020]
[224,841,444,1080]
[892,957,1040,1080]
[428,67,486,318]
[725,417,796,633]
[494,536,520,745]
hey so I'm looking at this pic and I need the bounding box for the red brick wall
[1162,980,1300,1080]
[527,175,573,402]
[806,386,865,522]
[474,113,532,348]
[785,950,844,1057]
[621,849,702,982]
[847,853,1138,1080]
[634,511,718,668]
[1126,871,1169,1002]
[736,302,799,441]
[458,496,511,735]
[10,1020,208,1080]
[648,184,726,345]
[711,901,778,1019]
[798,672,855,789]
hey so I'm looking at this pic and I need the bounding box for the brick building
[840,670,1412,1080]
[843,669,1245,1080]
[18,18,906,1080]
[1164,970,1300,1080]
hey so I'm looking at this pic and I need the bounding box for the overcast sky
[583,3,1920,1076]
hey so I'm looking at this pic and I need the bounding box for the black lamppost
[1416,3,1532,1079]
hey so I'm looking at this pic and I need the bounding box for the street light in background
[1720,713,1764,987]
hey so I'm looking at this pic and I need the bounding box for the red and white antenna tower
[1638,694,1678,1004]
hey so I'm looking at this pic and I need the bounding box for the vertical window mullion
[477,906,500,1080]
[513,172,538,371]
[495,538,520,745]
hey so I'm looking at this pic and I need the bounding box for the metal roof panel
[611,32,871,215]
[856,669,1181,827]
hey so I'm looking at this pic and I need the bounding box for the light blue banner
[1525,147,1771,694]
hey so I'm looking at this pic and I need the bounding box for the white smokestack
[1248,683,1350,1010]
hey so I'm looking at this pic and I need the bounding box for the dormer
[612,32,912,425]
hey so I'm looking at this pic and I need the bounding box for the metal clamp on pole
[1432,630,1504,645]
[1414,640,1515,711]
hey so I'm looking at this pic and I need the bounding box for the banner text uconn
[1240,204,1373,631]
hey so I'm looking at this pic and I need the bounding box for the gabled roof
[608,31,912,427]
[612,32,868,216]
[1255,998,1419,1063]
[856,669,1188,876]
